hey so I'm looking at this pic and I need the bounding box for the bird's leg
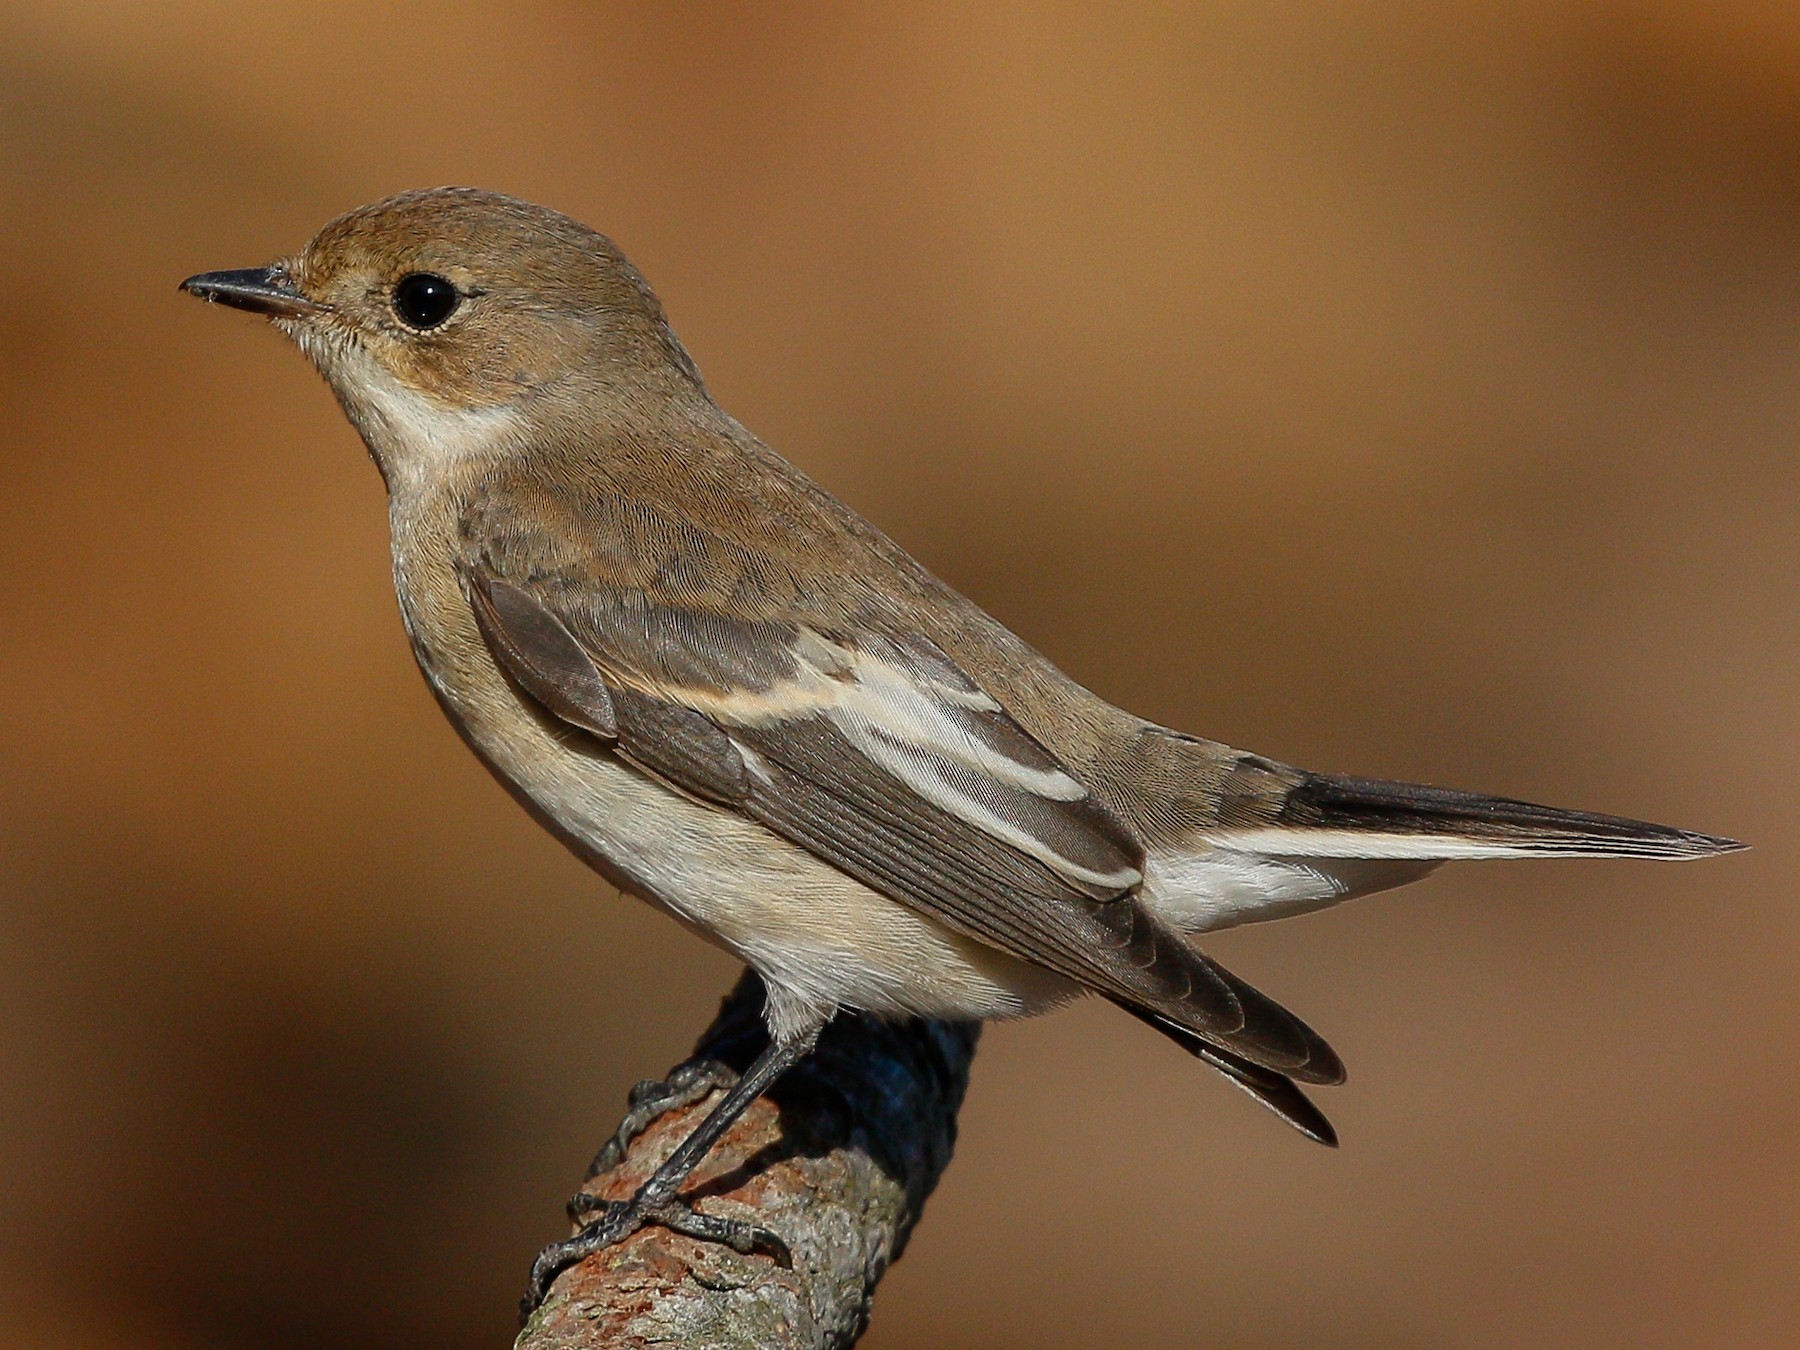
[575,1058,741,1193]
[522,1020,823,1317]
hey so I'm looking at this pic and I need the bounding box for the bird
[180,187,1741,1310]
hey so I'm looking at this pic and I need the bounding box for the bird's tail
[1118,743,1742,1138]
[1204,768,1746,861]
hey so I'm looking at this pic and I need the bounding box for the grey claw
[586,1060,739,1178]
[520,1194,789,1322]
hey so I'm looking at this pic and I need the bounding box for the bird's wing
[1112,999,1337,1145]
[460,553,1341,1085]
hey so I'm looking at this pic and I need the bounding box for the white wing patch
[688,628,1142,892]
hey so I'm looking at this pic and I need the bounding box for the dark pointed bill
[179,266,317,317]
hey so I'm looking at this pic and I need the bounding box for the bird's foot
[581,1059,739,1185]
[522,1187,791,1317]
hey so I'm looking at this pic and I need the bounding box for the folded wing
[463,563,1343,1089]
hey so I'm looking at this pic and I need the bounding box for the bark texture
[516,971,979,1350]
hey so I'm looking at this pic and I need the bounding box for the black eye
[392,272,459,329]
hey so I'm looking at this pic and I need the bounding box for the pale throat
[293,325,525,495]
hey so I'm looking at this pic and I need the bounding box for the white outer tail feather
[1144,818,1738,934]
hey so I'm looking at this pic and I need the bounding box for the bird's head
[181,187,701,485]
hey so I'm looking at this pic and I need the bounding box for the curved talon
[587,1060,739,1178]
[565,1189,609,1221]
[648,1199,792,1267]
[521,1193,790,1319]
[521,1199,643,1318]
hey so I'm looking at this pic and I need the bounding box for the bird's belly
[444,667,1078,1025]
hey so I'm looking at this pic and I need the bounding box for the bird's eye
[392,272,460,330]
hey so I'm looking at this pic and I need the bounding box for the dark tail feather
[1271,772,1746,860]
[1118,1001,1338,1146]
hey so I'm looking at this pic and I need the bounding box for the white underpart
[289,324,525,491]
[518,738,1081,1031]
[682,632,1143,890]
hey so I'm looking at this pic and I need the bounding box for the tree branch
[516,971,980,1350]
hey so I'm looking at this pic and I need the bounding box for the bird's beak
[179,265,318,317]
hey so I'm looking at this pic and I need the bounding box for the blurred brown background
[2,4,1795,1347]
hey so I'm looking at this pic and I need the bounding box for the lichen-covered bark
[516,972,979,1350]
